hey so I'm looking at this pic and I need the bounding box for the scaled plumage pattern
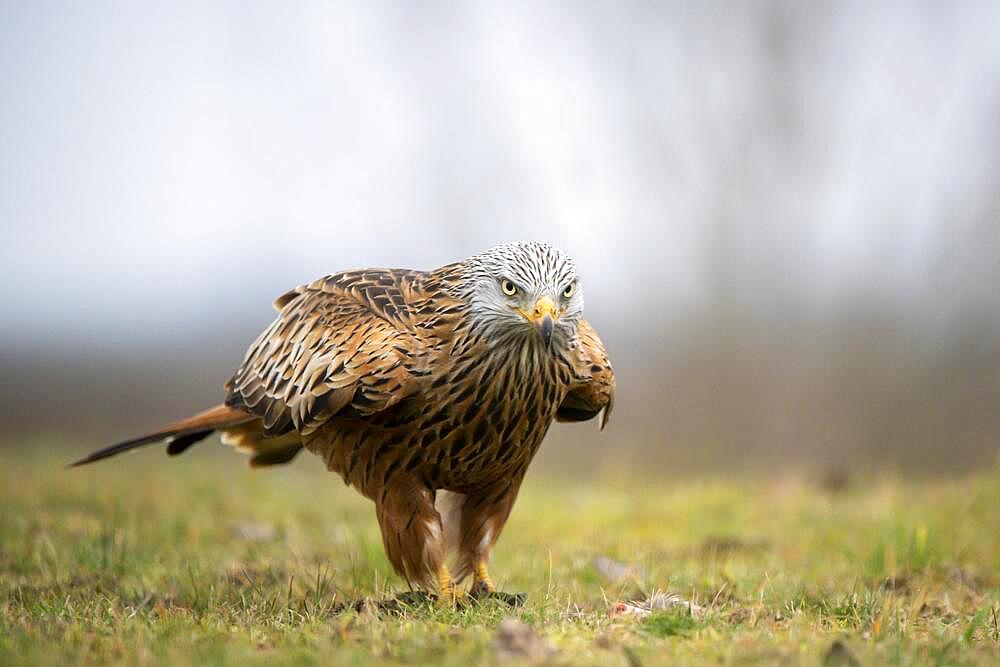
[73,241,615,599]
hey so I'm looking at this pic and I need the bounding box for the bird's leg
[435,563,465,606]
[468,553,524,606]
[472,559,497,595]
[454,477,526,605]
[373,477,454,599]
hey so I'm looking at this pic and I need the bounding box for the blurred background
[2,1,998,474]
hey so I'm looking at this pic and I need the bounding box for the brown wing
[556,319,616,429]
[225,269,432,437]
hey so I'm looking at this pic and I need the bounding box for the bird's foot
[435,564,467,608]
[468,582,527,607]
[469,561,526,606]
[490,591,527,607]
[367,586,522,613]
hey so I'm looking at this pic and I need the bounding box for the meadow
[1,445,997,665]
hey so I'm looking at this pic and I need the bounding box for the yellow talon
[436,565,464,606]
[473,560,496,593]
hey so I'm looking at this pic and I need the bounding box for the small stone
[823,639,860,667]
[492,618,557,662]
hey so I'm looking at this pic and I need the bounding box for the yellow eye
[562,281,577,298]
[500,279,518,296]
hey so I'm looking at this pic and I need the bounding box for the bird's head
[459,241,583,348]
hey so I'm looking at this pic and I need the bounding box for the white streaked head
[459,241,583,347]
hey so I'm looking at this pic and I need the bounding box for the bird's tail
[69,404,255,467]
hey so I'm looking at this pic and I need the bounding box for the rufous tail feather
[68,404,253,467]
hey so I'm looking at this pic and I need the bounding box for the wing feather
[557,319,616,429]
[225,269,429,437]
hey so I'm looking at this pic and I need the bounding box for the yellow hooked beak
[518,296,559,346]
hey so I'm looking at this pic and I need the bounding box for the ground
[1,445,997,666]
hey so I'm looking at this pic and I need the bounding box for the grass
[1,444,998,665]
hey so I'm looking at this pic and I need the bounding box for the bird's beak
[525,296,559,346]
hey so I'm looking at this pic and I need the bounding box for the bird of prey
[73,241,615,601]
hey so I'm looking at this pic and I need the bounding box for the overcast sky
[3,1,999,355]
